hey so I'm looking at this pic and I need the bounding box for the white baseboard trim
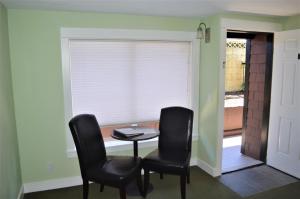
[23,157,218,194]
[196,159,221,177]
[17,185,24,199]
[23,176,82,193]
[190,157,198,166]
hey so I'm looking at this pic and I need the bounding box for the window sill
[67,133,198,158]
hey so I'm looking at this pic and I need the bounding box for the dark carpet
[24,167,300,199]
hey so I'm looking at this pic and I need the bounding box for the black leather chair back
[158,107,194,154]
[69,114,107,179]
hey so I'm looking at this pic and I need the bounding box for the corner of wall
[0,3,23,199]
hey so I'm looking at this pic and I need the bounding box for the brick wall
[243,34,268,159]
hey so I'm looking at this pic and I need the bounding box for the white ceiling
[1,0,300,17]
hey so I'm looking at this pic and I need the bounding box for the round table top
[111,127,159,141]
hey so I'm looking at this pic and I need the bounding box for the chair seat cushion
[87,156,141,186]
[142,149,190,174]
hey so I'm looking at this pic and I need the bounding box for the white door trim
[216,18,282,176]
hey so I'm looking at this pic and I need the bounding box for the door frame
[216,18,281,176]
[259,33,274,162]
[240,37,251,155]
[226,32,274,161]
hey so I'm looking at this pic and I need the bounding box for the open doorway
[222,31,273,173]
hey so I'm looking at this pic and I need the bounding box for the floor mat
[222,145,263,173]
[246,182,300,199]
[219,165,299,197]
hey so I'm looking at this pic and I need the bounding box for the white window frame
[61,28,200,158]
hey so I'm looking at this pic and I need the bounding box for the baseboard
[190,157,198,166]
[196,159,221,177]
[17,185,24,199]
[23,158,218,194]
[23,176,82,193]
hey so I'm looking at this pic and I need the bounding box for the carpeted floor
[24,167,300,199]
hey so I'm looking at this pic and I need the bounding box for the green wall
[7,9,201,183]
[197,15,221,168]
[0,4,22,199]
[7,8,290,184]
[219,13,281,23]
[280,14,300,30]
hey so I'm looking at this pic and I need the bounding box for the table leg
[133,140,138,158]
[126,140,153,196]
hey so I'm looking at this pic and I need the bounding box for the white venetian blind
[69,40,191,125]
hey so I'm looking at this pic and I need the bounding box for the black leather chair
[142,107,193,199]
[69,114,143,199]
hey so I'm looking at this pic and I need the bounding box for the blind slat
[70,40,191,125]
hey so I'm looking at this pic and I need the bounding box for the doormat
[218,165,298,197]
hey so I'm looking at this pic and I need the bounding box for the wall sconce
[197,22,210,43]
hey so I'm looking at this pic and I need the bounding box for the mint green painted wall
[0,4,22,199]
[280,15,300,30]
[197,15,221,168]
[221,13,298,31]
[7,8,286,183]
[219,13,281,23]
[7,9,201,183]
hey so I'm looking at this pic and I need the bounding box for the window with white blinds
[69,40,191,125]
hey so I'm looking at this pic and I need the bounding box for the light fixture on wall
[197,22,210,43]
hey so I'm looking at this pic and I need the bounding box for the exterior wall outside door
[243,34,272,160]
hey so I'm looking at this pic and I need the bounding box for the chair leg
[137,171,143,196]
[100,184,104,192]
[83,180,89,199]
[144,169,150,198]
[160,173,164,179]
[187,167,190,184]
[180,175,186,199]
[119,187,126,199]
